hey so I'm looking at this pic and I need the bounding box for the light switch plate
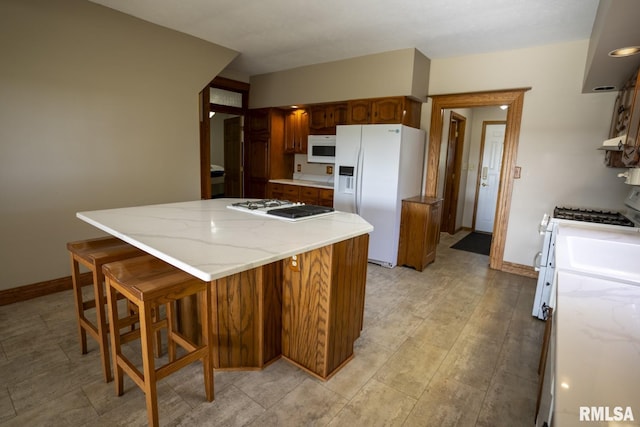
[514,166,522,179]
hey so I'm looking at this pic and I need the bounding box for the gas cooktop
[553,207,635,227]
[227,199,335,221]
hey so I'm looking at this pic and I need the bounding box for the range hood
[583,0,640,93]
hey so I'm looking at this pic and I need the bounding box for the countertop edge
[269,179,334,190]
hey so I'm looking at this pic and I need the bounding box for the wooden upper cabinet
[309,103,348,134]
[371,97,404,123]
[347,99,371,124]
[284,109,309,154]
[606,67,640,167]
[347,97,422,128]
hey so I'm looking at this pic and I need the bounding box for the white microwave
[307,135,336,164]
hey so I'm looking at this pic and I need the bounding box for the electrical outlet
[326,165,333,174]
[289,255,300,272]
[297,164,301,172]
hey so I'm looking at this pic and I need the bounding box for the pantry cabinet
[606,67,640,167]
[267,182,334,207]
[397,196,442,271]
[245,109,293,198]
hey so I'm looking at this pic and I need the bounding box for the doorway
[441,111,466,234]
[199,77,249,199]
[425,88,530,271]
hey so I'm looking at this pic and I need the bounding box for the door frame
[441,111,466,234]
[199,77,249,199]
[472,120,506,231]
[425,88,530,271]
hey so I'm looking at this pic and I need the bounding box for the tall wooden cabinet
[397,196,442,271]
[245,108,293,198]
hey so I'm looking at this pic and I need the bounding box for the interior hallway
[0,231,544,426]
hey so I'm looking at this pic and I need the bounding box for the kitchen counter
[77,198,371,282]
[269,178,334,190]
[77,198,373,379]
[552,223,640,426]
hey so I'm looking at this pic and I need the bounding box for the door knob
[481,183,487,187]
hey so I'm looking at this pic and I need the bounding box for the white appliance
[532,189,640,320]
[333,124,425,267]
[307,135,336,163]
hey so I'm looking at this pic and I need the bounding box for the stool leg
[140,301,160,427]
[106,280,125,397]
[166,302,176,363]
[200,287,214,402]
[69,255,88,355]
[152,305,163,358]
[93,263,112,383]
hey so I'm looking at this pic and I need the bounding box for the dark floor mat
[450,232,492,256]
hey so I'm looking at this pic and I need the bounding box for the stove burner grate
[553,206,635,227]
[231,199,293,210]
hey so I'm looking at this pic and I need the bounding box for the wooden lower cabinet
[397,196,442,271]
[282,234,369,379]
[268,182,334,207]
[213,262,282,369]
[189,234,368,379]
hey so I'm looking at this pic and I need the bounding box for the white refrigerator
[333,124,426,267]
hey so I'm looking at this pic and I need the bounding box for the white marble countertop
[269,178,334,189]
[77,198,372,282]
[553,222,640,426]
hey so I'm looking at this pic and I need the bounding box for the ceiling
[90,0,640,92]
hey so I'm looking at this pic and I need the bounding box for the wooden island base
[180,234,369,380]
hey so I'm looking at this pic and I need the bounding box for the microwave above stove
[307,135,336,164]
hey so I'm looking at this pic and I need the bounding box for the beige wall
[429,40,624,267]
[249,48,430,108]
[0,0,237,290]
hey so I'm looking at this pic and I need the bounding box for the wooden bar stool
[67,236,147,382]
[103,255,214,427]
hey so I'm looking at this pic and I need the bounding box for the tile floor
[0,231,544,426]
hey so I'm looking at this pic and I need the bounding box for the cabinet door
[285,110,309,154]
[318,188,334,207]
[246,137,269,180]
[299,187,319,204]
[348,100,371,124]
[326,103,348,127]
[309,107,328,131]
[371,97,404,123]
[424,201,442,265]
[247,109,271,133]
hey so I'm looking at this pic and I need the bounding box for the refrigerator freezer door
[334,125,363,214]
[359,125,403,266]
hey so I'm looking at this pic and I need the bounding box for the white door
[475,123,505,233]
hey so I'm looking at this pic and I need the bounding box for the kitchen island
[77,198,373,379]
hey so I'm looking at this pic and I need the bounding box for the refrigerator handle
[356,144,364,215]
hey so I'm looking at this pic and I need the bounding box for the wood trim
[426,88,531,271]
[501,261,538,279]
[0,272,92,306]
